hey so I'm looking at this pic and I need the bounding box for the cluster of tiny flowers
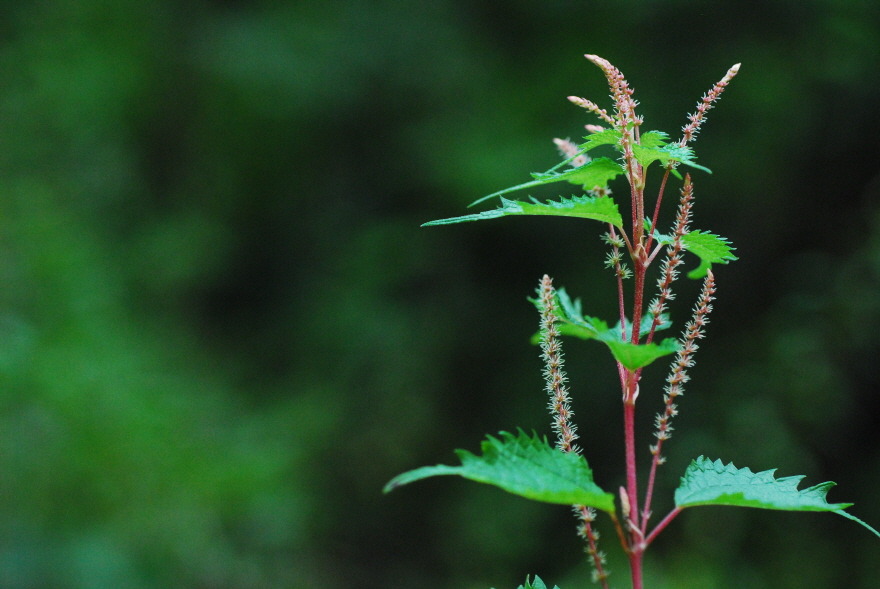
[584,54,640,129]
[575,504,608,583]
[553,137,589,167]
[566,96,615,126]
[651,271,717,458]
[680,63,741,145]
[538,275,579,453]
[648,177,695,335]
[602,232,631,279]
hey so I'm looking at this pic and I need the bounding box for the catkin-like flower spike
[538,276,610,587]
[584,54,639,129]
[553,137,589,167]
[679,63,741,146]
[575,505,610,587]
[646,176,695,344]
[567,96,616,126]
[652,270,716,451]
[538,275,579,453]
[584,54,644,228]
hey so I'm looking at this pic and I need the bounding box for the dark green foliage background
[0,1,877,587]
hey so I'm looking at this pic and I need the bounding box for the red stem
[646,507,683,547]
[629,551,644,589]
[645,167,672,251]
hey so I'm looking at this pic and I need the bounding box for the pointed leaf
[644,222,737,279]
[384,431,616,513]
[530,157,625,190]
[602,337,679,370]
[579,128,623,151]
[469,157,625,208]
[639,129,670,148]
[517,575,561,589]
[539,288,678,369]
[632,142,712,174]
[681,231,738,278]
[423,195,623,229]
[675,457,880,538]
[675,456,852,511]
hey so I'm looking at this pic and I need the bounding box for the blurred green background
[0,1,878,587]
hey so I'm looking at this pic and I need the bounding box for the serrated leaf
[681,231,737,278]
[624,130,712,174]
[423,195,623,229]
[674,457,880,538]
[516,575,561,589]
[469,157,625,208]
[639,129,670,148]
[532,157,625,190]
[540,288,678,369]
[579,128,623,151]
[644,223,738,279]
[384,430,616,513]
[602,337,678,370]
[675,456,852,511]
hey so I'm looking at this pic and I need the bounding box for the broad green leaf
[639,129,670,148]
[532,157,625,191]
[675,457,880,538]
[542,288,678,370]
[632,142,712,174]
[469,157,625,208]
[602,337,678,370]
[644,222,737,280]
[676,456,851,511]
[383,431,616,513]
[681,231,738,278]
[579,128,623,151]
[423,195,623,229]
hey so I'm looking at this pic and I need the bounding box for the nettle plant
[385,55,878,588]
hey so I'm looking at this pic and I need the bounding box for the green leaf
[532,157,626,191]
[681,231,738,278]
[383,430,616,513]
[423,195,623,229]
[468,157,625,208]
[675,457,880,538]
[602,337,678,371]
[579,128,623,151]
[639,129,670,148]
[516,575,561,589]
[542,288,678,370]
[643,221,737,279]
[633,143,712,174]
[675,456,852,511]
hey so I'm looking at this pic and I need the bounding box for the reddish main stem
[629,551,644,589]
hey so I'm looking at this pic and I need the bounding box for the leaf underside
[384,430,616,514]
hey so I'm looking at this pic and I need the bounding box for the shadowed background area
[0,1,878,588]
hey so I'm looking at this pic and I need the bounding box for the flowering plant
[385,54,878,588]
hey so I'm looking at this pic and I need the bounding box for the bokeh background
[0,1,878,588]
